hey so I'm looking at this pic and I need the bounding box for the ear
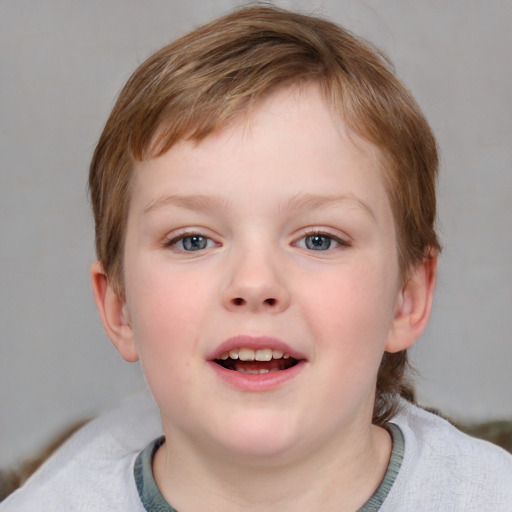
[90,261,139,362]
[385,251,438,353]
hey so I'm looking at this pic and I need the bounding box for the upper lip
[208,335,306,361]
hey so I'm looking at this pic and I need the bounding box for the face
[115,84,409,462]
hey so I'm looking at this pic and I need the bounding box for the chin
[208,411,302,462]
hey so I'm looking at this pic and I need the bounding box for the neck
[153,421,392,512]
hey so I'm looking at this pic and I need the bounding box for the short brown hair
[89,5,440,425]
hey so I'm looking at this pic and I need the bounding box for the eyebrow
[144,194,231,214]
[281,193,376,221]
[144,192,375,220]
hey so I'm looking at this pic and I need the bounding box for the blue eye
[182,235,208,251]
[305,234,333,250]
[296,232,344,251]
[170,235,216,251]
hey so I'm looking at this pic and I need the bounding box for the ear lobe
[90,261,139,362]
[385,252,438,353]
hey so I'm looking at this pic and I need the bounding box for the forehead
[130,83,390,219]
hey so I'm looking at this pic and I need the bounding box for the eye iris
[305,234,331,251]
[183,236,207,251]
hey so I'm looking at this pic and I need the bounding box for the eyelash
[163,229,350,253]
[163,231,218,252]
[295,230,350,252]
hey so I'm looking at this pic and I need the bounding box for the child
[2,5,511,511]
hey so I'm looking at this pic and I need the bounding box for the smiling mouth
[214,347,300,374]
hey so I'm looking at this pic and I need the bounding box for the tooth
[255,348,272,361]
[258,369,270,374]
[272,350,284,359]
[283,353,290,359]
[238,348,255,361]
[229,349,239,360]
[220,352,229,360]
[238,368,259,374]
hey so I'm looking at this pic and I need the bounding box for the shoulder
[382,399,512,511]
[0,392,162,512]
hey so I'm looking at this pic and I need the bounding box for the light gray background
[1,1,511,469]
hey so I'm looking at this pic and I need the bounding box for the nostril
[230,297,277,307]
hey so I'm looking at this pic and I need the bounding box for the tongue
[234,360,285,372]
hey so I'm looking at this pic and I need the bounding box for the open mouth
[214,347,300,374]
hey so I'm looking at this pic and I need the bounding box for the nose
[221,246,290,313]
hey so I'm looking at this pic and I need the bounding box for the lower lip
[207,360,306,391]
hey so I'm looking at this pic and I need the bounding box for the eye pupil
[183,236,207,251]
[305,235,331,251]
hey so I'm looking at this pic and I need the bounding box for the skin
[92,83,436,511]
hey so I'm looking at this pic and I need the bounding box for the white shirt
[2,392,511,511]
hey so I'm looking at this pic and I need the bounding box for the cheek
[126,271,205,405]
[124,264,211,365]
[304,263,397,355]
